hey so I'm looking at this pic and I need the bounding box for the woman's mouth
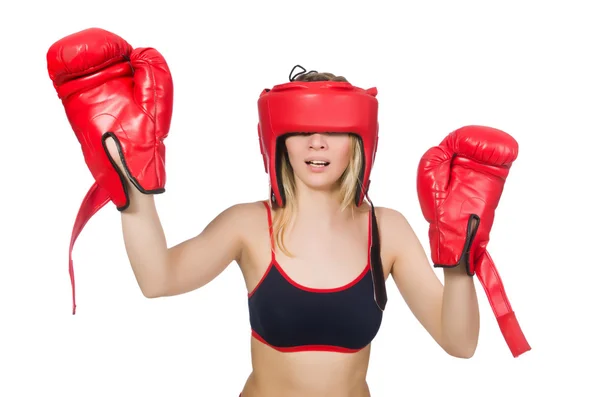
[305,160,330,167]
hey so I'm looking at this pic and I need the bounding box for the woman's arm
[121,188,245,298]
[380,207,480,358]
[106,137,245,299]
[439,264,480,357]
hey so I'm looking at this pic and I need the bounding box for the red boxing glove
[47,28,174,314]
[417,125,530,357]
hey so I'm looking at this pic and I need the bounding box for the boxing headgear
[257,71,379,208]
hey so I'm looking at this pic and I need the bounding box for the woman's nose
[308,133,328,150]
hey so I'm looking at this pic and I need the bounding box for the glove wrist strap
[68,182,111,314]
[476,250,531,357]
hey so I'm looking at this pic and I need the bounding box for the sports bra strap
[367,205,372,253]
[262,201,276,262]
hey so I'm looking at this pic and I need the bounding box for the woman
[105,66,481,397]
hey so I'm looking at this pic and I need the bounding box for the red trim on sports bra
[247,261,274,298]
[251,329,362,353]
[248,201,372,297]
[273,259,370,293]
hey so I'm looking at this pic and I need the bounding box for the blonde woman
[111,65,484,396]
[49,28,526,397]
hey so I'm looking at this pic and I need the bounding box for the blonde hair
[271,71,367,257]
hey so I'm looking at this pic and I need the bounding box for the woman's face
[284,133,352,192]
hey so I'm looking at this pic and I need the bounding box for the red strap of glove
[476,250,531,357]
[68,182,111,314]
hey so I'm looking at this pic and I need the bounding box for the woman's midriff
[239,338,372,397]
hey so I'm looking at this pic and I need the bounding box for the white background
[1,0,598,396]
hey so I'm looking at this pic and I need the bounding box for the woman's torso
[236,201,394,397]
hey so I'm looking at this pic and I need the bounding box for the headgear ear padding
[257,81,379,208]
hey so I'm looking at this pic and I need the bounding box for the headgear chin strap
[256,65,387,311]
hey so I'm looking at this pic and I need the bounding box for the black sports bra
[247,201,383,353]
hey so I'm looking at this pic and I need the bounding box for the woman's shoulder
[371,206,421,265]
[372,205,412,232]
[204,201,269,247]
[219,200,269,227]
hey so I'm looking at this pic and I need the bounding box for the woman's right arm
[105,137,244,298]
[120,187,245,298]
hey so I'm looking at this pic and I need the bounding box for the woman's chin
[298,175,341,192]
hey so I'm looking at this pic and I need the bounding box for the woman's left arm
[381,207,480,358]
[439,263,480,357]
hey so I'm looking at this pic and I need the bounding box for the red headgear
[257,72,379,208]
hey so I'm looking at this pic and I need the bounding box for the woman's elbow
[139,279,168,299]
[444,342,478,359]
[142,288,163,299]
[135,268,171,299]
[449,349,476,359]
